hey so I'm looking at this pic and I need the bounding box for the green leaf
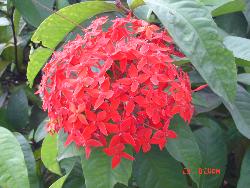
[7,88,29,130]
[28,2,117,85]
[1,44,24,70]
[166,116,202,185]
[223,118,243,152]
[56,0,70,9]
[0,43,6,55]
[215,12,248,38]
[235,58,250,67]
[24,87,43,108]
[134,147,188,188]
[192,88,222,114]
[0,25,12,43]
[0,108,11,129]
[223,85,250,139]
[238,73,250,85]
[0,127,29,188]
[32,2,117,49]
[127,0,144,9]
[133,5,159,23]
[145,0,237,103]
[34,117,48,143]
[15,133,39,188]
[60,157,77,174]
[11,0,54,27]
[244,0,250,31]
[13,9,21,34]
[27,48,53,87]
[172,56,190,66]
[189,70,205,84]
[62,158,86,188]
[80,148,132,188]
[193,117,227,188]
[57,130,78,161]
[50,175,68,188]
[208,0,246,17]
[237,148,250,188]
[224,36,250,62]
[0,17,9,26]
[50,157,76,188]
[63,177,85,188]
[41,134,62,175]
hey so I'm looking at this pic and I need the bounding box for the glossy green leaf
[41,134,62,175]
[192,88,222,114]
[56,0,70,9]
[7,88,29,130]
[50,157,76,188]
[0,43,6,55]
[209,0,245,17]
[189,70,205,84]
[63,177,85,188]
[244,0,250,31]
[0,25,12,43]
[0,92,7,108]
[114,183,128,188]
[60,157,77,174]
[0,17,9,26]
[237,148,250,188]
[215,12,248,38]
[11,0,54,27]
[50,175,68,188]
[172,56,190,66]
[235,58,250,67]
[166,116,202,185]
[81,148,132,188]
[0,108,11,129]
[0,127,29,188]
[27,48,53,87]
[238,73,250,85]
[193,117,227,188]
[145,0,237,103]
[224,36,250,62]
[133,5,159,23]
[28,2,117,86]
[34,117,48,142]
[62,159,85,188]
[24,87,43,108]
[13,9,21,34]
[134,147,188,188]
[31,2,117,49]
[57,130,78,161]
[223,85,250,139]
[127,0,144,9]
[15,133,39,188]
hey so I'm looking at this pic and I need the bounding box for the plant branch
[115,0,132,15]
[0,9,8,16]
[10,7,20,72]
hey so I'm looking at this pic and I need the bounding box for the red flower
[68,102,88,124]
[86,110,109,135]
[151,124,177,150]
[135,127,152,153]
[117,64,148,92]
[104,136,134,169]
[37,15,202,168]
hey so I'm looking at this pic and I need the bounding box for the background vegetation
[1,0,250,188]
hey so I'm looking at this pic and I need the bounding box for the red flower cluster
[38,16,195,168]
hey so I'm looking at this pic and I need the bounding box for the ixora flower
[37,15,203,168]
